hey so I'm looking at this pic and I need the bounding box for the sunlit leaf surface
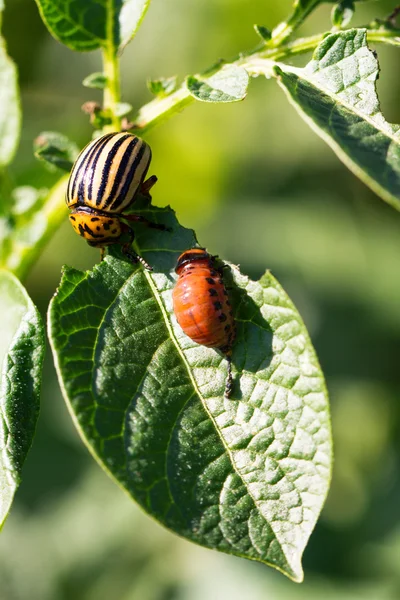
[49,204,332,581]
[0,271,44,529]
[274,29,400,210]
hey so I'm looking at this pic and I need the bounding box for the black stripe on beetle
[111,142,147,212]
[96,134,131,207]
[73,134,112,203]
[105,136,139,209]
[87,134,116,202]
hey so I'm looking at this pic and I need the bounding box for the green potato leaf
[187,65,249,103]
[273,29,400,211]
[0,38,21,167]
[82,72,108,89]
[34,131,79,172]
[48,204,332,582]
[148,76,179,98]
[0,271,44,530]
[254,25,272,42]
[34,0,151,52]
[331,1,355,29]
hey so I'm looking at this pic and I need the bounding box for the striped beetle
[66,132,167,270]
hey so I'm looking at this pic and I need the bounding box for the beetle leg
[120,223,153,271]
[224,354,233,399]
[100,247,105,262]
[140,175,158,197]
[123,213,170,232]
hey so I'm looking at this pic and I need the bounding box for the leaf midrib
[144,268,290,568]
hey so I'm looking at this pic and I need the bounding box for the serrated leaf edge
[272,29,400,211]
[49,261,308,581]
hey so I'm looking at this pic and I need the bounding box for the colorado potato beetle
[66,131,166,270]
[172,248,236,397]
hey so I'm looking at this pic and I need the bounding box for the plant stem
[131,33,325,134]
[5,177,68,281]
[367,28,400,46]
[269,1,321,47]
[102,45,121,132]
[131,27,400,136]
[10,14,400,279]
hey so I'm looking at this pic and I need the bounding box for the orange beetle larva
[172,248,236,397]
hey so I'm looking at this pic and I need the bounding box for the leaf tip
[254,24,272,42]
[272,65,284,79]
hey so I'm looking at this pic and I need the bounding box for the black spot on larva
[226,300,231,306]
[229,310,233,316]
[206,277,215,285]
[218,313,227,322]
[210,270,218,276]
[108,220,113,224]
[213,301,222,310]
[224,324,231,332]
[112,228,118,234]
[96,226,101,231]
[208,288,218,297]
[70,216,76,221]
[103,222,110,231]
[91,217,100,222]
[78,224,85,237]
[223,289,228,296]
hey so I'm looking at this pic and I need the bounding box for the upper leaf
[82,72,108,89]
[48,204,332,581]
[148,76,179,98]
[34,0,151,53]
[331,1,355,29]
[254,25,272,43]
[0,39,21,167]
[0,270,44,529]
[273,29,400,211]
[187,65,249,104]
[34,131,79,172]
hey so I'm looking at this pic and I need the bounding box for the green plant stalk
[367,28,400,46]
[10,23,400,280]
[6,176,68,281]
[132,28,396,134]
[269,1,322,47]
[102,45,122,132]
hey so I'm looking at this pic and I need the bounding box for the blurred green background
[2,0,400,598]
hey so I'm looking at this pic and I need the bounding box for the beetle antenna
[136,254,153,271]
[122,244,153,271]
